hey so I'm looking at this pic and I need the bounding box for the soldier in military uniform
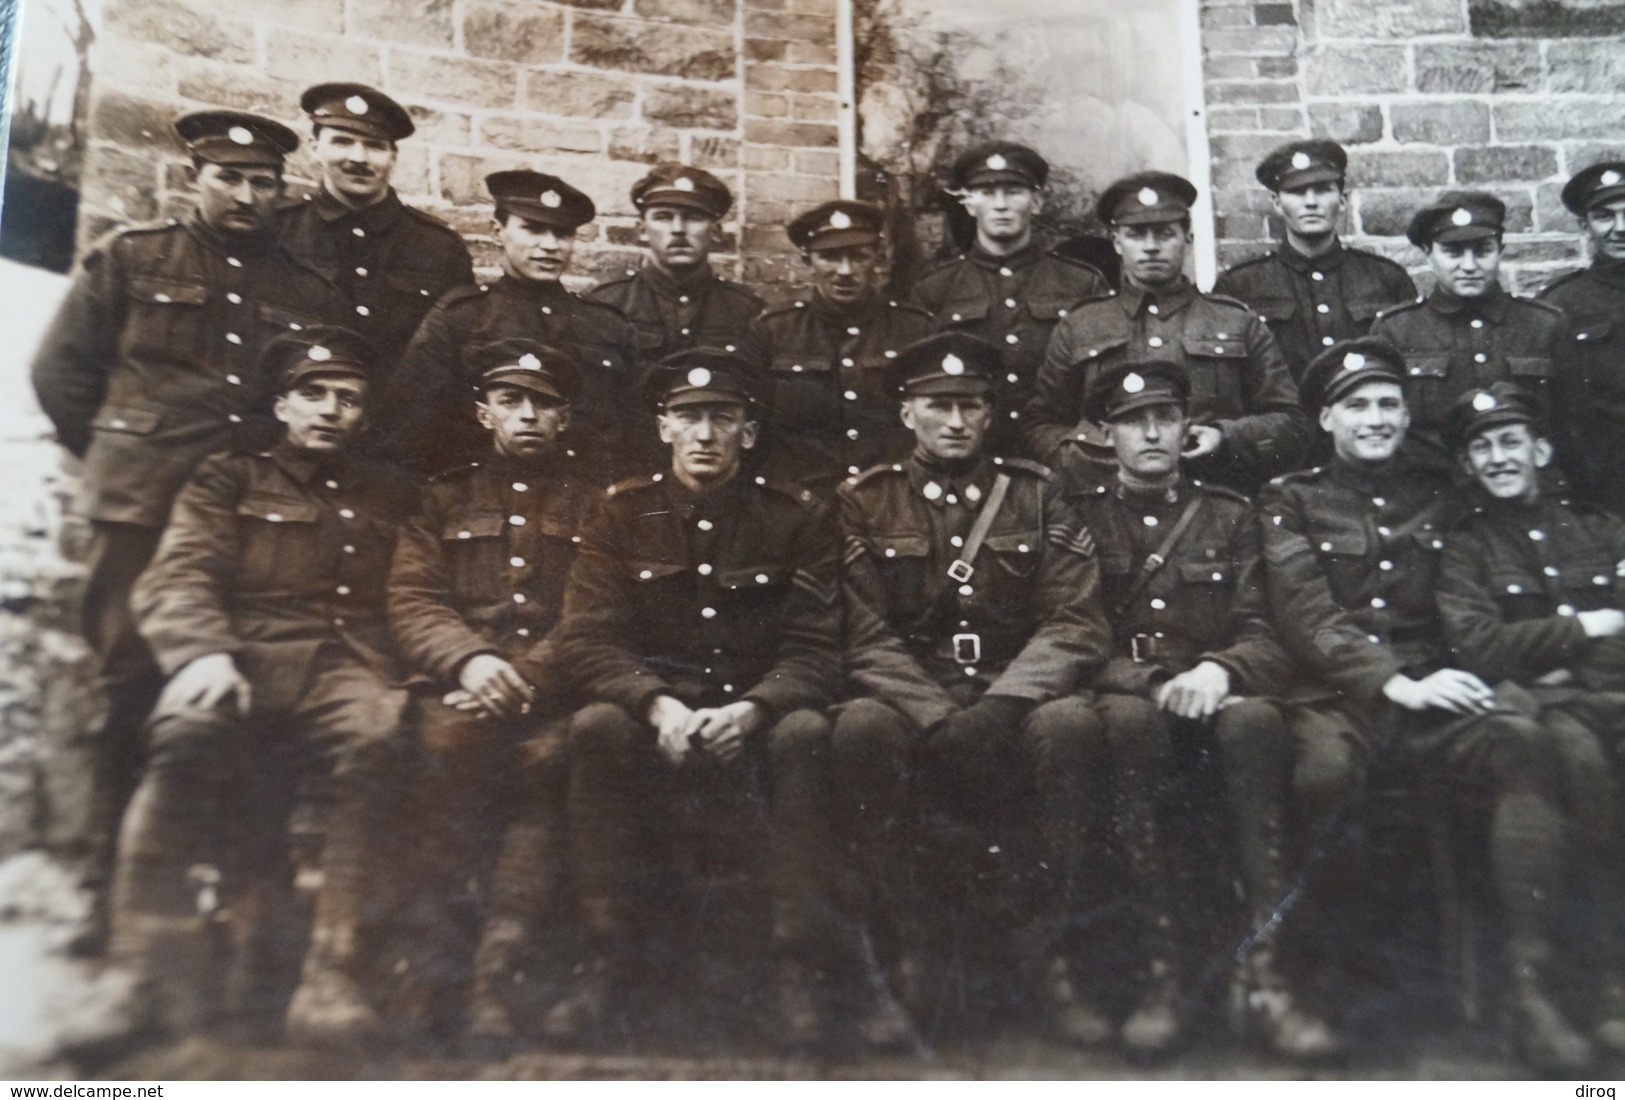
[909,142,1110,455]
[1026,171,1309,495]
[587,164,763,363]
[834,332,1109,1048]
[1213,140,1416,383]
[543,350,864,1048]
[1369,191,1585,480]
[29,109,347,952]
[114,327,416,1044]
[1072,359,1337,1060]
[742,200,936,496]
[387,171,639,480]
[387,340,598,1045]
[277,83,473,418]
[1258,339,1585,1072]
[1435,382,1625,1060]
[1538,162,1625,512]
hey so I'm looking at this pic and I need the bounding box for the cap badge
[345,95,369,114]
[674,176,695,191]
[307,345,333,362]
[986,153,1008,170]
[1472,391,1498,412]
[686,367,713,388]
[1137,187,1159,206]
[942,353,965,376]
[829,210,852,229]
[541,190,561,208]
[228,126,254,145]
[1290,151,1312,170]
[1342,352,1366,370]
[1604,170,1623,187]
[1123,372,1146,394]
[518,353,541,371]
[1451,208,1474,227]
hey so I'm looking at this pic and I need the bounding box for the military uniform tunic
[387,277,640,479]
[742,293,937,493]
[909,243,1110,454]
[1212,242,1416,382]
[1538,260,1625,510]
[1026,279,1310,493]
[586,263,763,364]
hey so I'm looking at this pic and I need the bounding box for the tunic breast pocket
[1402,354,1451,425]
[124,276,208,363]
[1176,557,1237,629]
[982,532,1041,582]
[441,513,506,601]
[1508,356,1554,390]
[1311,530,1370,603]
[235,495,320,587]
[1182,335,1250,412]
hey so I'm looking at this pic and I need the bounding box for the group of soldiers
[25,78,1625,1073]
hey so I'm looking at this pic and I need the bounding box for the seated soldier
[113,327,417,1044]
[387,340,598,1046]
[833,332,1110,1048]
[542,350,880,1050]
[1072,360,1337,1060]
[1258,338,1586,1072]
[1436,382,1625,1057]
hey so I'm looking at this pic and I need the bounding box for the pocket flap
[1509,356,1553,379]
[627,560,687,582]
[1183,334,1249,359]
[1485,567,1542,596]
[258,303,321,331]
[128,276,206,306]
[871,535,929,559]
[1025,292,1083,321]
[771,353,829,374]
[1251,297,1298,323]
[1315,532,1368,556]
[1347,298,1389,324]
[717,564,785,590]
[238,496,318,523]
[1576,321,1613,344]
[939,296,991,324]
[92,407,161,435]
[442,514,505,540]
[983,533,1038,554]
[1179,560,1233,584]
[1072,336,1129,365]
[1408,355,1449,378]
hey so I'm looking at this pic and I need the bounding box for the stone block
[1347,149,1452,189]
[401,105,471,145]
[1501,238,1585,267]
[389,51,518,110]
[606,125,683,164]
[521,69,637,119]
[1453,144,1558,185]
[635,0,737,24]
[266,28,381,86]
[1305,45,1407,96]
[1205,80,1300,105]
[87,89,179,152]
[1212,132,1300,163]
[479,116,604,155]
[691,135,741,168]
[1257,56,1297,78]
[1202,26,1298,55]
[438,150,532,205]
[1414,42,1538,94]
[746,91,789,118]
[743,118,837,147]
[1496,100,1625,142]
[202,0,343,33]
[351,0,455,48]
[542,158,651,216]
[784,41,837,67]
[747,38,788,63]
[789,93,838,123]
[1313,0,1466,37]
[1568,142,1625,172]
[103,0,254,64]
[1352,186,1437,237]
[643,83,740,130]
[552,0,621,7]
[1309,102,1383,144]
[1254,3,1296,25]
[80,143,163,223]
[1204,56,1256,80]
[177,63,301,114]
[1201,3,1253,28]
[464,0,566,64]
[1215,212,1268,240]
[744,10,833,41]
[748,172,837,205]
[572,13,737,81]
[1391,101,1489,146]
[88,38,178,99]
[392,144,431,195]
[1207,107,1258,132]
[1211,185,1277,215]
[742,144,792,171]
[1546,41,1625,95]
[1256,106,1305,132]
[746,63,837,94]
[793,148,837,176]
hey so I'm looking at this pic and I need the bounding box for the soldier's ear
[898,400,917,432]
[1533,437,1554,468]
[1030,190,1045,216]
[740,420,760,451]
[657,411,677,446]
[557,406,572,432]
[273,393,292,428]
[1318,406,1335,433]
[475,401,496,432]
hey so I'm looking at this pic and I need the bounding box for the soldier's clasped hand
[1155,660,1232,720]
[457,653,537,719]
[1382,669,1497,715]
[161,652,253,717]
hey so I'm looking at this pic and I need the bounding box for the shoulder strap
[946,472,1012,583]
[1112,494,1205,618]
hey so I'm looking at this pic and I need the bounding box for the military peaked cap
[262,325,373,391]
[1083,360,1191,424]
[1406,190,1506,248]
[174,109,299,167]
[1443,382,1544,452]
[646,348,762,410]
[950,142,1049,190]
[1256,139,1347,192]
[888,332,1002,398]
[1096,171,1198,226]
[786,200,884,251]
[1560,162,1625,216]
[631,163,732,219]
[486,170,596,230]
[301,82,415,143]
[1299,337,1406,412]
[465,339,581,404]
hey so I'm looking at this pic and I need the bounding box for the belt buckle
[1130,633,1153,663]
[947,560,975,583]
[952,632,982,664]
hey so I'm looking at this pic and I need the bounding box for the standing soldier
[743,200,936,496]
[387,171,638,480]
[1026,171,1310,495]
[910,142,1110,454]
[1435,382,1625,1059]
[1072,360,1335,1060]
[1214,140,1415,383]
[387,340,598,1046]
[1538,162,1625,512]
[1369,190,1585,480]
[277,82,474,399]
[587,163,763,362]
[30,109,346,953]
[114,327,416,1043]
[545,350,870,1049]
[1258,339,1586,1073]
[833,333,1110,1049]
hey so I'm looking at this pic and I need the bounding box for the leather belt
[1127,632,1194,665]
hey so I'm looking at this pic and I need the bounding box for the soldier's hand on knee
[458,653,537,719]
[162,652,252,716]
[689,701,767,763]
[648,693,697,764]
[1580,608,1625,638]
[1383,669,1495,714]
[1155,660,1232,720]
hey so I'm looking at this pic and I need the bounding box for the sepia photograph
[0,0,1622,1082]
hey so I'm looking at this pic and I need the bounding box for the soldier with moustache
[1538,163,1625,512]
[387,340,598,1046]
[387,171,639,480]
[1072,359,1337,1061]
[833,332,1109,1049]
[1435,382,1625,1066]
[742,200,936,496]
[587,164,763,363]
[909,142,1110,454]
[1213,140,1415,383]
[1026,171,1310,495]
[30,109,347,952]
[113,327,417,1044]
[276,83,474,400]
[1257,339,1584,1073]
[1369,191,1586,481]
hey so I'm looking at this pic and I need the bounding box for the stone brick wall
[1200,0,1622,292]
[76,0,844,303]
